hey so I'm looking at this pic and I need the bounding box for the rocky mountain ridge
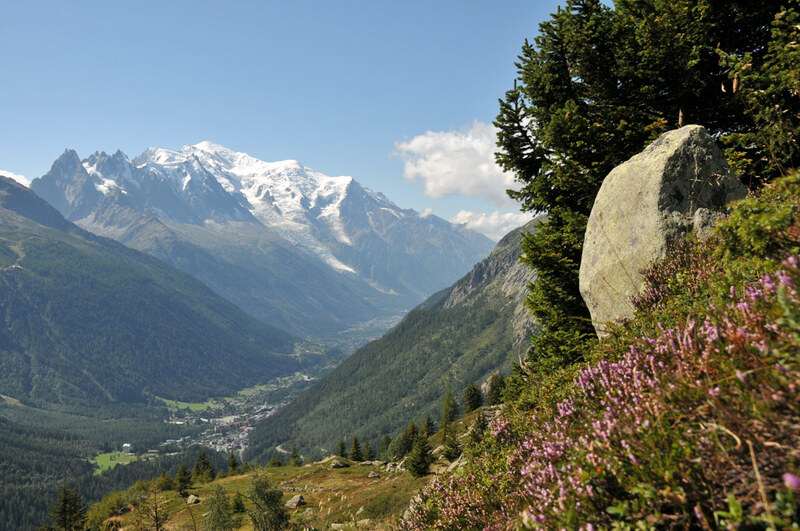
[31,143,494,341]
[246,217,540,460]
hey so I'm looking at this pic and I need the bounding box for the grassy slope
[90,458,432,530]
[403,175,800,528]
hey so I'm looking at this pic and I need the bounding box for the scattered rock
[447,455,465,473]
[303,508,316,518]
[368,471,380,479]
[186,494,200,504]
[580,125,746,335]
[356,506,364,516]
[329,459,349,469]
[285,494,306,508]
[357,518,372,527]
[330,524,345,529]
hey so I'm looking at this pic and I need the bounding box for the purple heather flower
[784,473,800,492]
[708,387,721,398]
[736,370,747,383]
[694,506,703,521]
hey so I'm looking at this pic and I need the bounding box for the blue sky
[0,0,563,239]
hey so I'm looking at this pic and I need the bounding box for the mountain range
[30,143,494,342]
[245,216,541,460]
[0,175,311,406]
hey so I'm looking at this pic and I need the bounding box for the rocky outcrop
[580,125,747,335]
[285,494,306,508]
[438,216,543,344]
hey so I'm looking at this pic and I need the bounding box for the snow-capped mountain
[31,143,494,343]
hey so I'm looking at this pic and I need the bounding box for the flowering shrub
[403,188,800,529]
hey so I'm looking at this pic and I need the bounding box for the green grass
[90,451,139,475]
[155,396,222,411]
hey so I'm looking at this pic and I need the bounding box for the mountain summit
[32,143,493,342]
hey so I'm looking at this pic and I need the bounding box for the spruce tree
[135,484,172,531]
[378,435,391,461]
[496,0,786,366]
[175,462,191,496]
[192,450,215,483]
[349,437,363,462]
[404,421,418,441]
[439,390,459,429]
[463,383,483,413]
[287,444,302,467]
[442,423,462,462]
[486,374,505,406]
[337,437,346,458]
[43,482,87,531]
[406,434,434,477]
[228,452,240,475]
[205,484,236,531]
[469,411,488,446]
[363,441,374,461]
[422,414,436,436]
[247,473,289,531]
[231,492,246,514]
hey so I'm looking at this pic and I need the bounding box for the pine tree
[337,437,346,458]
[192,450,215,483]
[267,454,283,467]
[205,484,236,531]
[463,383,483,413]
[363,441,374,461]
[175,462,191,496]
[227,452,240,475]
[388,431,413,460]
[486,374,505,406]
[422,414,436,436]
[43,482,87,531]
[231,492,246,514]
[135,484,172,531]
[349,437,363,462]
[378,435,391,461]
[247,473,289,531]
[404,421,418,441]
[406,434,434,477]
[287,444,302,467]
[470,411,488,445]
[442,423,462,462]
[496,0,787,366]
[439,390,459,429]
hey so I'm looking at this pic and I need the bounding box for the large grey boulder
[285,494,306,508]
[580,125,746,335]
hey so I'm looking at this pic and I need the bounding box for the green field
[155,396,222,411]
[90,451,139,475]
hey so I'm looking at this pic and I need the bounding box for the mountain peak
[188,140,232,154]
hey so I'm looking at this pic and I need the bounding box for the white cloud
[394,120,517,207]
[0,170,30,187]
[451,210,534,241]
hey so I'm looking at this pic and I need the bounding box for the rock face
[580,125,747,335]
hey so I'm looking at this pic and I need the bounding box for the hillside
[0,175,307,406]
[245,217,541,461]
[30,145,494,342]
[84,455,432,530]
